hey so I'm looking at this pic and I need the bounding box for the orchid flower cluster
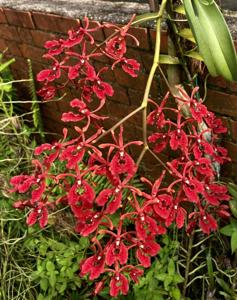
[10,16,230,297]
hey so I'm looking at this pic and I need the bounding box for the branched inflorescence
[10,16,230,297]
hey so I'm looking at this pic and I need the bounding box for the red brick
[207,75,227,89]
[0,38,7,51]
[81,19,104,41]
[220,116,231,138]
[127,27,150,50]
[109,84,130,105]
[230,119,237,142]
[94,62,115,82]
[42,117,65,136]
[126,48,143,67]
[114,67,148,91]
[0,24,21,41]
[6,40,22,57]
[230,81,237,93]
[16,11,35,29]
[19,44,45,62]
[223,141,237,162]
[32,12,58,31]
[205,89,237,117]
[30,61,47,77]
[3,8,21,26]
[227,162,237,183]
[56,15,80,34]
[152,78,167,99]
[149,30,168,54]
[11,57,30,80]
[13,59,29,79]
[18,27,33,44]
[128,88,144,106]
[0,8,7,23]
[32,12,79,34]
[31,30,57,48]
[85,41,110,63]
[141,51,153,72]
[103,24,122,38]
[41,100,61,120]
[106,100,142,125]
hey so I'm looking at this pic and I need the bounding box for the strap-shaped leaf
[173,5,186,15]
[178,28,196,43]
[184,49,203,61]
[183,0,237,81]
[0,58,15,73]
[159,54,180,64]
[133,12,161,25]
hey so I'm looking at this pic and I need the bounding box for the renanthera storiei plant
[10,0,236,297]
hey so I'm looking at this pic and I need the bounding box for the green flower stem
[139,0,167,164]
[95,0,168,171]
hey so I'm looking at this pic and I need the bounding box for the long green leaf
[183,0,237,81]
[159,54,180,64]
[231,231,237,253]
[0,58,15,73]
[178,28,196,43]
[184,49,204,61]
[133,12,161,25]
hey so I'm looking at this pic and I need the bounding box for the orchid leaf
[183,0,237,81]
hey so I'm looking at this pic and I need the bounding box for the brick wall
[0,7,237,181]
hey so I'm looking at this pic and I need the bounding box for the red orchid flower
[44,39,66,56]
[37,85,56,100]
[61,98,107,131]
[165,192,187,229]
[148,132,170,153]
[65,17,99,48]
[109,272,129,297]
[73,209,102,236]
[66,42,102,80]
[82,66,114,100]
[111,57,140,77]
[176,86,208,123]
[128,267,144,283]
[104,15,139,59]
[205,111,228,134]
[141,172,173,220]
[167,160,204,203]
[106,238,128,266]
[37,54,67,83]
[60,127,102,169]
[99,126,142,180]
[147,93,170,129]
[169,111,190,153]
[188,209,218,235]
[80,253,105,280]
[203,182,230,206]
[34,128,73,167]
[26,201,52,228]
[135,237,160,267]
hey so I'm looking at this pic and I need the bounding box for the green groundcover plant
[8,0,237,298]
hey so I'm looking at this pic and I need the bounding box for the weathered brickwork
[0,7,237,180]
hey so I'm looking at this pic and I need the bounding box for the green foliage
[25,231,89,300]
[133,236,183,300]
[220,183,237,253]
[27,59,45,141]
[183,0,237,81]
[0,53,38,300]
